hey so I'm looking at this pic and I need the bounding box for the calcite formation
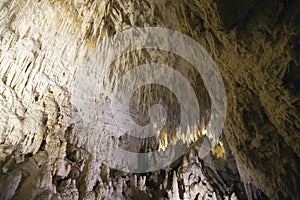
[0,0,299,199]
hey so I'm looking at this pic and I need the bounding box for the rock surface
[0,0,299,199]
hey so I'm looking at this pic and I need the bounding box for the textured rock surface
[0,0,299,199]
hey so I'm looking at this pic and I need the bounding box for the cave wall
[173,1,300,198]
[0,0,299,199]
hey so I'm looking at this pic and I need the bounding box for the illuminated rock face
[0,0,299,199]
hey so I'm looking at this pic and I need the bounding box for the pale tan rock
[0,0,299,200]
